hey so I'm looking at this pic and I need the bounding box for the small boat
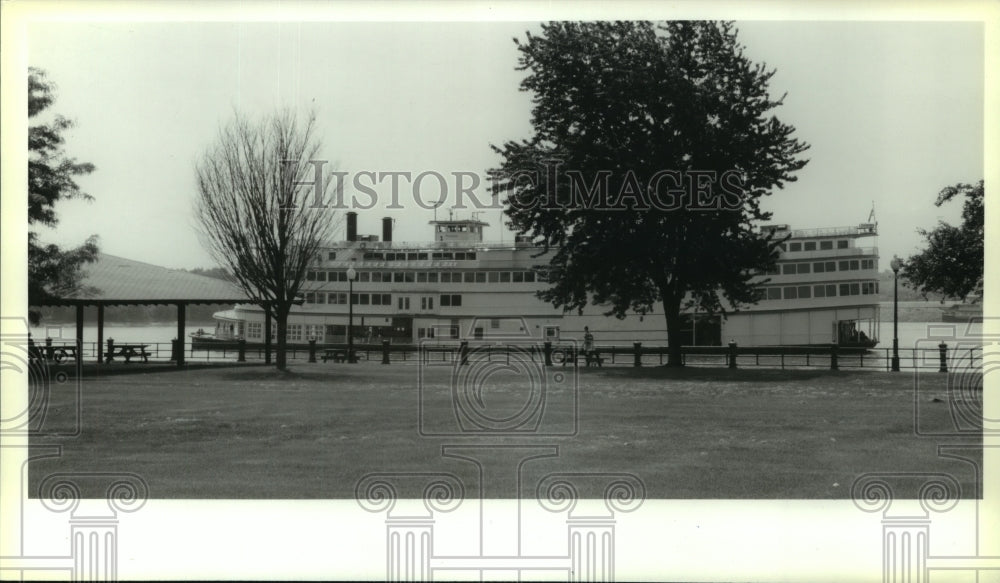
[189,329,234,345]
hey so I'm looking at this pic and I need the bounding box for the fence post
[633,342,642,367]
[728,340,738,369]
[938,342,948,373]
[107,338,116,363]
[170,339,179,362]
[460,341,469,366]
[830,343,839,371]
[308,339,317,363]
[381,340,390,365]
[543,341,553,366]
[238,339,246,362]
[45,337,54,360]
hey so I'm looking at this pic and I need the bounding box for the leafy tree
[902,180,984,301]
[194,109,338,370]
[28,67,99,323]
[491,21,808,365]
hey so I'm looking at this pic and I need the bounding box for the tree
[902,180,984,301]
[28,67,99,323]
[194,109,338,370]
[491,21,809,365]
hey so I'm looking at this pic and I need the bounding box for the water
[30,322,215,346]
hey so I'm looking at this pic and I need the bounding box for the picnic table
[49,344,81,363]
[104,343,151,363]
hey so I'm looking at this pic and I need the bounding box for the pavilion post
[97,304,105,364]
[75,304,84,365]
[264,304,273,365]
[176,302,186,366]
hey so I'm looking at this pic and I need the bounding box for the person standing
[583,326,595,366]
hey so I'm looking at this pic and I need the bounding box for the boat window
[814,285,826,298]
[813,262,825,273]
[804,242,816,251]
[404,272,415,283]
[512,271,523,283]
[820,241,833,250]
[440,272,451,283]
[359,272,370,282]
[789,242,802,252]
[351,293,359,305]
[428,272,439,283]
[360,294,370,305]
[407,253,418,261]
[825,284,836,297]
[838,260,850,271]
[797,286,811,298]
[503,272,514,283]
[784,287,798,299]
[825,261,836,272]
[394,272,405,283]
[328,251,337,260]
[315,271,327,282]
[488,272,499,283]
[306,271,316,281]
[837,240,849,249]
[464,272,475,283]
[417,272,428,283]
[315,292,326,304]
[475,272,486,283]
[782,264,796,275]
[850,283,860,295]
[305,292,315,303]
[849,260,859,270]
[418,253,428,260]
[839,283,851,296]
[524,272,535,283]
[767,287,782,300]
[797,263,810,274]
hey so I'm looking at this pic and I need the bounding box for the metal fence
[30,338,984,373]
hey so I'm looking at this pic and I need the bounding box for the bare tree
[195,109,338,370]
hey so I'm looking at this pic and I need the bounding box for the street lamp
[347,261,357,364]
[890,255,902,372]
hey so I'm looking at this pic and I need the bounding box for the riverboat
[209,213,882,348]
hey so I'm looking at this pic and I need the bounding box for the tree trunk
[276,306,289,370]
[662,294,684,367]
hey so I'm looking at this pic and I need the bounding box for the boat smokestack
[346,211,357,242]
[382,217,392,243]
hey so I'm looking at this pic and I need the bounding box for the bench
[558,348,603,368]
[105,344,150,363]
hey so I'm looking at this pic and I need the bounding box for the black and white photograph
[1,1,996,581]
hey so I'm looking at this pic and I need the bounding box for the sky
[23,18,985,270]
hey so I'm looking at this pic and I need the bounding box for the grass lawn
[29,362,982,499]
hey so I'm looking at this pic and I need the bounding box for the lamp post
[890,255,902,372]
[347,262,357,363]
